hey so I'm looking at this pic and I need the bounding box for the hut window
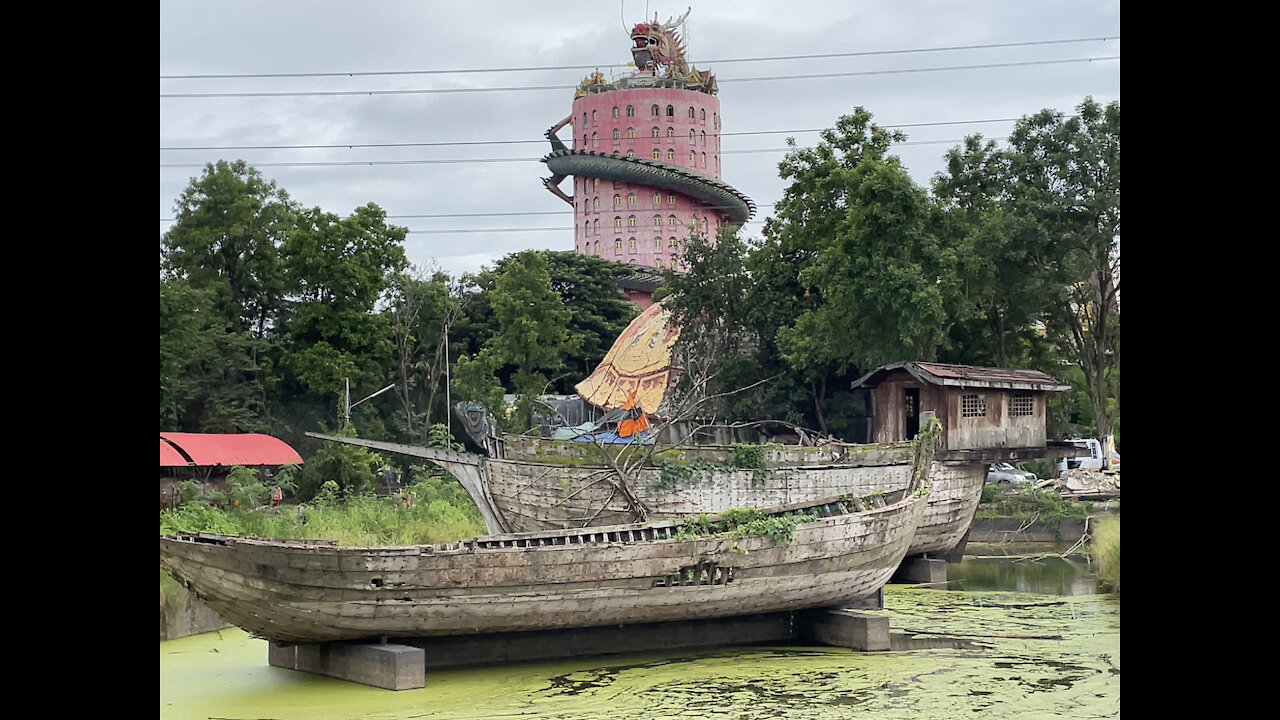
[961,394,987,418]
[1010,393,1034,417]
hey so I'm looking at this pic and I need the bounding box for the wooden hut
[849,362,1073,462]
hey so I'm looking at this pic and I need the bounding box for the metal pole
[345,377,350,426]
[445,329,451,434]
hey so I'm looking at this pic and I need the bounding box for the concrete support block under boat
[841,586,884,611]
[268,640,426,690]
[892,556,948,585]
[799,609,890,652]
[402,612,796,669]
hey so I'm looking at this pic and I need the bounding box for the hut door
[904,389,920,440]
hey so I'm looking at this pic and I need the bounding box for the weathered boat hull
[481,456,981,557]
[306,433,983,557]
[159,491,928,644]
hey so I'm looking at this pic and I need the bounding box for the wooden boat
[307,424,983,558]
[159,487,928,644]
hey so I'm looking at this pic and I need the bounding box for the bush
[976,486,1092,519]
[980,484,1002,504]
[295,430,383,500]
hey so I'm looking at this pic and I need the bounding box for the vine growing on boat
[910,415,945,486]
[655,459,739,490]
[655,442,784,490]
[674,507,819,546]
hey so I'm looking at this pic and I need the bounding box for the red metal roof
[158,433,304,468]
[160,438,190,467]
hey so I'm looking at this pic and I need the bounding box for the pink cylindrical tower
[541,10,754,273]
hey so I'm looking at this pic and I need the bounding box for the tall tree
[767,108,960,377]
[277,203,409,431]
[387,265,469,442]
[932,97,1120,443]
[659,226,763,420]
[932,136,1060,368]
[160,160,296,431]
[483,250,639,388]
[1008,97,1120,444]
[161,160,296,337]
[452,251,581,431]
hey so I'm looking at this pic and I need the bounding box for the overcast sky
[160,1,1120,278]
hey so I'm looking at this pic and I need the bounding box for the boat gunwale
[160,488,925,554]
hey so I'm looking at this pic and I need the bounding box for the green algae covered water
[160,556,1119,719]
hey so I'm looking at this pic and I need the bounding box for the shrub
[976,486,1093,519]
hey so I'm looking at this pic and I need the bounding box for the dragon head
[630,8,690,72]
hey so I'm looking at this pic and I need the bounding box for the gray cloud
[160,0,1120,277]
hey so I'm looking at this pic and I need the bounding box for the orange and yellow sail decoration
[575,300,680,418]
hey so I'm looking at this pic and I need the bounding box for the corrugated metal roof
[159,433,304,468]
[850,362,1072,392]
[160,438,191,467]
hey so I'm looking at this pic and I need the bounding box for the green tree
[161,160,296,337]
[160,160,296,432]
[387,266,468,443]
[1010,98,1120,445]
[767,108,959,376]
[482,250,638,389]
[932,97,1120,443]
[932,136,1062,369]
[658,226,763,420]
[277,203,409,430]
[453,251,582,430]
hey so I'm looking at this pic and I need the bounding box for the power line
[160,118,1019,152]
[157,136,1004,169]
[159,57,1118,98]
[159,37,1117,80]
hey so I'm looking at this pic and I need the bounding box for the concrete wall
[160,587,230,641]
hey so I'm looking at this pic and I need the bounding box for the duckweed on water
[160,584,1119,720]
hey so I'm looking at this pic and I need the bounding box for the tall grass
[159,477,487,547]
[1090,515,1120,593]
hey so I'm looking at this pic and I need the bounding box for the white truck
[1057,435,1120,474]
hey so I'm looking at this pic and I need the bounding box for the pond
[159,553,1119,719]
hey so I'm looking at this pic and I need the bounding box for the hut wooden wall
[869,369,1048,450]
[870,373,946,446]
[945,389,1046,450]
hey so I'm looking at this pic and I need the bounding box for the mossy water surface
[160,579,1118,720]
